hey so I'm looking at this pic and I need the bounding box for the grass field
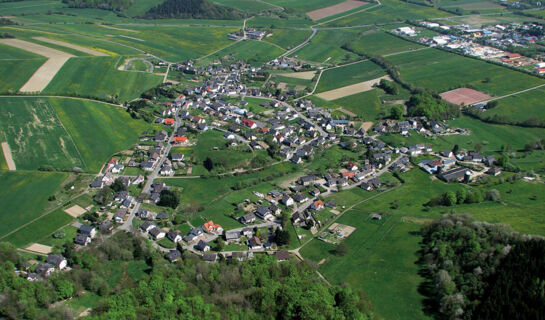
[0,171,68,239]
[122,0,163,17]
[346,30,425,56]
[204,40,284,66]
[0,42,44,59]
[330,89,384,119]
[0,59,46,93]
[264,28,312,50]
[483,86,545,123]
[316,60,385,92]
[265,0,345,11]
[3,209,73,248]
[127,59,151,72]
[43,56,162,101]
[213,0,277,12]
[387,48,545,95]
[290,29,362,64]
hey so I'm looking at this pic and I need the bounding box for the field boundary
[33,37,109,56]
[1,142,16,170]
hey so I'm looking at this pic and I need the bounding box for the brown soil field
[1,142,16,170]
[64,205,87,218]
[25,243,52,254]
[280,71,316,80]
[315,75,390,100]
[440,87,492,106]
[307,0,368,20]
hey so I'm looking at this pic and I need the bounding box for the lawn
[264,28,312,50]
[205,40,284,66]
[316,60,385,92]
[387,48,545,96]
[43,56,162,101]
[0,59,46,93]
[483,86,545,123]
[0,171,68,239]
[290,29,362,64]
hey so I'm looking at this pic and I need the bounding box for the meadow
[316,60,385,92]
[3,209,73,248]
[330,89,384,119]
[0,59,45,93]
[483,86,545,123]
[290,29,362,64]
[43,56,162,101]
[0,171,68,239]
[387,48,545,96]
[203,40,284,66]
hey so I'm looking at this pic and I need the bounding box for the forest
[143,0,245,20]
[0,232,374,319]
[62,0,133,11]
[420,214,545,320]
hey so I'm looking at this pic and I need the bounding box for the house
[140,221,156,233]
[164,118,175,126]
[438,167,470,183]
[225,230,241,241]
[311,200,325,211]
[35,263,55,277]
[46,254,67,270]
[292,193,308,203]
[195,240,210,252]
[242,118,257,129]
[90,177,103,188]
[164,250,182,263]
[203,221,223,233]
[275,250,290,262]
[160,165,174,176]
[171,153,185,162]
[149,227,166,239]
[233,212,254,225]
[255,206,274,220]
[167,230,182,243]
[74,233,91,246]
[202,253,218,262]
[114,209,127,223]
[248,236,262,250]
[98,220,113,232]
[281,195,294,206]
[486,167,502,176]
[78,225,96,238]
[224,132,236,140]
[298,175,317,186]
[484,156,495,166]
[173,136,188,144]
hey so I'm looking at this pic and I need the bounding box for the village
[19,57,510,282]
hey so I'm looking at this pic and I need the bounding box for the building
[46,254,67,270]
[438,167,470,183]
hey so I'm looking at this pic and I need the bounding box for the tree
[53,279,74,300]
[157,189,179,209]
[216,238,225,251]
[456,189,467,204]
[94,186,112,205]
[173,214,184,225]
[474,143,483,153]
[335,241,349,256]
[443,191,457,206]
[452,144,459,155]
[485,189,501,202]
[111,178,126,193]
[389,105,404,120]
[275,228,291,246]
[203,157,214,171]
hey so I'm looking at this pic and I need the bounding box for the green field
[346,30,425,56]
[0,171,68,239]
[122,0,164,17]
[204,40,284,66]
[264,28,312,50]
[387,48,545,95]
[127,58,151,72]
[0,97,152,172]
[0,59,45,93]
[43,56,162,101]
[213,0,277,12]
[264,0,345,11]
[316,60,385,92]
[0,42,44,59]
[330,89,384,119]
[290,29,361,64]
[483,86,545,123]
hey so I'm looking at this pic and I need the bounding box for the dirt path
[99,24,140,33]
[315,75,391,100]
[1,142,16,170]
[279,71,316,80]
[33,37,108,56]
[0,39,74,92]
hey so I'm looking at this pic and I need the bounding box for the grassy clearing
[316,60,385,92]
[0,171,68,239]
[204,40,284,66]
[0,59,46,93]
[43,56,162,101]
[483,86,545,123]
[290,29,361,64]
[387,48,545,96]
[264,28,312,50]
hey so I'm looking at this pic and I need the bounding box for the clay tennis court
[280,71,316,80]
[64,205,87,218]
[0,38,74,92]
[1,142,16,170]
[25,243,52,255]
[33,37,108,56]
[307,0,368,20]
[328,223,356,239]
[315,75,390,101]
[440,88,492,106]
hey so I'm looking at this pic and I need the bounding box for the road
[279,27,317,58]
[474,83,545,105]
[120,116,181,231]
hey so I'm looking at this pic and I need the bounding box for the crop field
[265,0,346,12]
[246,16,313,28]
[440,0,505,13]
[483,86,545,123]
[316,60,385,92]
[0,0,64,16]
[264,29,312,50]
[290,29,362,64]
[43,56,162,101]
[204,40,284,66]
[329,89,383,119]
[38,34,142,56]
[387,48,545,96]
[0,42,44,59]
[346,30,425,56]
[212,0,278,12]
[0,171,68,239]
[324,0,450,27]
[0,59,45,93]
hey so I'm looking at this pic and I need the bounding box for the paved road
[279,28,317,58]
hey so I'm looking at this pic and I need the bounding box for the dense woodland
[62,0,133,11]
[0,232,374,319]
[144,0,245,20]
[420,214,545,320]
